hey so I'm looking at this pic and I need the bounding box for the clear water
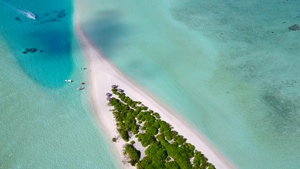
[79,0,300,168]
[0,0,120,168]
[0,0,74,88]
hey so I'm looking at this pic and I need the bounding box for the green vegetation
[108,86,215,169]
[124,144,141,166]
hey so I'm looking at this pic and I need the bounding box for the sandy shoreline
[74,1,235,168]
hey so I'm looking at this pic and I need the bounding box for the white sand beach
[74,1,234,168]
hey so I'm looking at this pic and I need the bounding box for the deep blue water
[0,0,73,88]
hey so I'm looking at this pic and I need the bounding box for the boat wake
[17,9,36,20]
[1,0,37,20]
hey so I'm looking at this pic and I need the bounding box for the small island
[107,85,215,169]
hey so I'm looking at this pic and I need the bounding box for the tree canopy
[108,86,215,169]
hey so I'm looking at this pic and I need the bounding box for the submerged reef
[288,24,300,31]
[22,48,43,54]
[22,48,37,54]
[57,9,66,18]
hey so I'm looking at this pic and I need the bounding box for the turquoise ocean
[0,0,119,168]
[79,0,300,169]
[1,0,300,169]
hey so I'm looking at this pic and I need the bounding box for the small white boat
[77,86,85,90]
[65,80,72,82]
[26,12,36,20]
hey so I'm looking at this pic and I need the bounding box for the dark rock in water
[57,13,66,18]
[288,24,300,31]
[57,10,66,18]
[15,17,22,22]
[22,48,38,54]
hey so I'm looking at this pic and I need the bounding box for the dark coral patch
[288,24,300,31]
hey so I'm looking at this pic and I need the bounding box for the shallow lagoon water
[1,0,300,168]
[0,0,120,168]
[80,0,300,168]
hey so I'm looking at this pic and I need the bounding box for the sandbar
[74,1,235,168]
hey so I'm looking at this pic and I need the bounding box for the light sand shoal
[74,1,235,169]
